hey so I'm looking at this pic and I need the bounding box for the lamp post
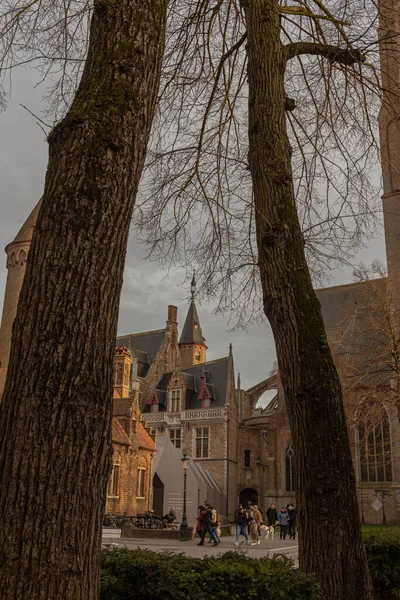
[179,453,189,541]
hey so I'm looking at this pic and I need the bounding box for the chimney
[167,305,178,325]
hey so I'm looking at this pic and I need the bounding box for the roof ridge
[316,277,387,294]
[117,328,166,338]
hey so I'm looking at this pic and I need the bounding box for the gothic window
[170,389,181,412]
[357,401,393,483]
[169,428,182,448]
[137,468,146,498]
[195,427,209,458]
[195,352,201,362]
[244,449,251,468]
[285,441,296,492]
[108,464,121,497]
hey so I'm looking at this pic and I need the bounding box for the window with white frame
[195,427,209,458]
[169,428,182,448]
[137,468,146,498]
[108,464,121,497]
[170,389,181,412]
[358,401,393,483]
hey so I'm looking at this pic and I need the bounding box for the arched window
[285,441,295,492]
[357,401,393,483]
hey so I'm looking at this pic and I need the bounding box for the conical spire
[179,275,205,345]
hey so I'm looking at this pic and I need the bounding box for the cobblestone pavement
[102,533,299,564]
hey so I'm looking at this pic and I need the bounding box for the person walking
[196,505,207,545]
[234,504,249,545]
[203,502,220,546]
[266,503,278,526]
[287,503,297,540]
[248,503,262,545]
[278,506,289,540]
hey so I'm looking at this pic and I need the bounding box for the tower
[0,199,42,395]
[379,0,400,317]
[179,275,207,369]
[113,346,133,399]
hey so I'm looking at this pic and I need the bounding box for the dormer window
[149,392,159,413]
[194,323,199,329]
[170,389,181,412]
[198,377,211,408]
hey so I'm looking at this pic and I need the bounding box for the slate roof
[112,417,131,446]
[179,300,206,345]
[316,278,386,332]
[317,277,390,386]
[116,329,166,377]
[184,356,230,409]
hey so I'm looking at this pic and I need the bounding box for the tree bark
[0,1,167,598]
[244,1,374,598]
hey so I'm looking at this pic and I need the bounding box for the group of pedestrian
[234,502,263,545]
[196,500,297,546]
[196,501,222,547]
[267,502,297,540]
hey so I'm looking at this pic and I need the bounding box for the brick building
[107,346,156,515]
[118,280,238,518]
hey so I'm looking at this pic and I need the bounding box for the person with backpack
[278,506,289,540]
[234,504,249,545]
[248,503,262,545]
[203,502,219,546]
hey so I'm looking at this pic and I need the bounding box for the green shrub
[364,527,400,599]
[100,548,321,600]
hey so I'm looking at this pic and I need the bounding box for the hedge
[100,529,400,600]
[364,527,400,599]
[100,549,321,600]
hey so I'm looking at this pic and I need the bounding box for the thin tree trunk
[244,1,373,598]
[0,1,167,598]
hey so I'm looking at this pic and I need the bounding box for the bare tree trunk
[0,1,167,598]
[244,1,373,598]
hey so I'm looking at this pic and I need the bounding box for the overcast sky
[0,67,387,392]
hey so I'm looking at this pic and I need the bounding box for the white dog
[260,524,275,540]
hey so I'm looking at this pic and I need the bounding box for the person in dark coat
[234,504,249,545]
[287,503,297,540]
[266,503,278,526]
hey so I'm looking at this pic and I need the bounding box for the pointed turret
[179,275,207,369]
[0,198,42,395]
[379,0,400,318]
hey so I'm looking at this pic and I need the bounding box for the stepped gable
[183,356,230,409]
[138,421,156,451]
[112,417,131,446]
[117,329,166,377]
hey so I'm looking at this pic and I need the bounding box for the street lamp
[179,453,190,541]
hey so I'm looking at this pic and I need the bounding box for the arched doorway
[239,487,258,508]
